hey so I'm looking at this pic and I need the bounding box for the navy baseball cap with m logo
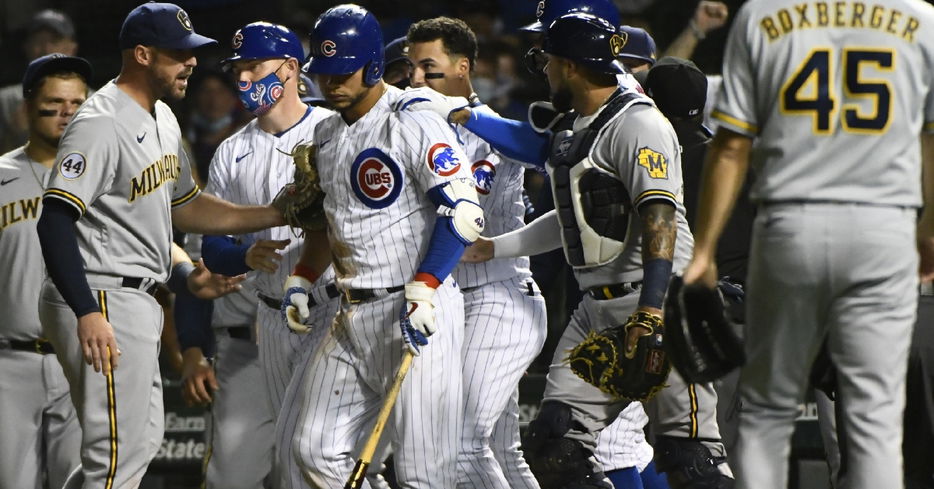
[119,2,216,50]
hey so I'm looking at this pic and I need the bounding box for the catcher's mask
[664,275,745,383]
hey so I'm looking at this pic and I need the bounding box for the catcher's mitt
[272,143,326,232]
[568,311,671,401]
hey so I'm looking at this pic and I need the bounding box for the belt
[342,285,405,304]
[259,283,341,310]
[6,339,55,355]
[121,277,159,296]
[226,326,251,341]
[587,282,642,300]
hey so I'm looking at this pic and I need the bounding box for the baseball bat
[344,349,415,489]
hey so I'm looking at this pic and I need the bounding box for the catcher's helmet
[664,276,746,384]
[521,0,620,33]
[304,4,384,86]
[542,13,626,75]
[223,22,304,65]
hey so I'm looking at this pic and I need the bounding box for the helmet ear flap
[364,59,383,86]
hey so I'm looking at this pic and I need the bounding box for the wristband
[689,18,706,40]
[168,261,196,294]
[638,258,673,309]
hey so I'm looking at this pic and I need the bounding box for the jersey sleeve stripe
[711,110,758,133]
[633,189,677,208]
[171,186,201,207]
[44,188,87,215]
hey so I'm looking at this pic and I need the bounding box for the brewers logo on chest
[350,148,403,209]
[471,160,495,195]
[427,143,462,176]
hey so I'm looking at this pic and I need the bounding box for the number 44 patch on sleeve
[59,153,87,180]
[637,147,668,179]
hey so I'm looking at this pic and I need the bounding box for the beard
[551,84,573,113]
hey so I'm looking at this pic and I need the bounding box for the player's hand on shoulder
[399,280,437,355]
[246,239,291,274]
[396,86,470,124]
[77,311,120,375]
[461,237,494,263]
[282,274,312,334]
[180,347,217,406]
[187,258,247,299]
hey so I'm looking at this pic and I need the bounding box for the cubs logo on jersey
[427,143,462,177]
[471,160,495,195]
[350,148,403,209]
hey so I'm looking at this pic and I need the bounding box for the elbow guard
[429,179,485,244]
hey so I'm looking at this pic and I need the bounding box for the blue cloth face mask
[238,60,289,116]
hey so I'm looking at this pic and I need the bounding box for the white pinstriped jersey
[0,148,51,339]
[44,81,200,282]
[206,106,335,299]
[316,85,476,289]
[453,104,531,288]
[715,0,934,206]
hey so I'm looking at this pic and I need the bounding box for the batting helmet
[304,4,384,86]
[521,0,620,33]
[542,12,626,75]
[223,22,304,65]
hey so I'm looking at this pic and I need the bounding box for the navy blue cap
[28,9,75,39]
[22,53,92,98]
[119,2,216,50]
[384,36,408,66]
[618,25,656,66]
[521,0,620,33]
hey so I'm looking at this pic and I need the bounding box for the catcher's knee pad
[653,436,734,489]
[524,401,610,489]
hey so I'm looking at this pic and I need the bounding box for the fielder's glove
[281,274,312,334]
[568,311,672,401]
[396,87,470,123]
[399,281,435,355]
[272,143,327,232]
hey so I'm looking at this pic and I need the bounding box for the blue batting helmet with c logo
[521,0,620,33]
[222,22,304,65]
[303,4,384,86]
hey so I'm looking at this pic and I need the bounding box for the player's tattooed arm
[638,201,677,316]
[642,202,677,262]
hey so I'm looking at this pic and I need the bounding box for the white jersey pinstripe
[453,104,531,288]
[206,106,336,299]
[316,85,477,289]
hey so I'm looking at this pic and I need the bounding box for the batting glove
[397,87,469,123]
[399,280,436,355]
[282,274,312,334]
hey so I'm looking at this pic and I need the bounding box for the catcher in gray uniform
[0,52,89,489]
[35,4,286,488]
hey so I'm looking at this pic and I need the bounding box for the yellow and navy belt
[3,338,55,355]
[587,282,642,300]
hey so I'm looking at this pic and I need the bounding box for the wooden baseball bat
[344,349,415,489]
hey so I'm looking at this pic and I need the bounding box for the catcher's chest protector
[547,90,650,268]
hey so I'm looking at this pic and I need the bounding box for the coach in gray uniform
[684,1,934,488]
[0,52,90,489]
[35,3,287,488]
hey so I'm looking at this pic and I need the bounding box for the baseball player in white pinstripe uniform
[202,21,339,489]
[286,5,483,488]
[406,17,547,489]
[0,53,89,489]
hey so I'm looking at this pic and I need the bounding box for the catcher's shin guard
[653,435,734,489]
[524,401,611,489]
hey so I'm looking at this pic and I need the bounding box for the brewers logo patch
[177,9,193,31]
[609,33,627,57]
[637,147,668,179]
[471,160,495,195]
[321,40,337,57]
[59,152,87,180]
[427,143,462,176]
[350,148,403,209]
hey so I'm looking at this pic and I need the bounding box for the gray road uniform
[512,91,728,485]
[0,149,81,489]
[711,1,934,488]
[39,80,200,489]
